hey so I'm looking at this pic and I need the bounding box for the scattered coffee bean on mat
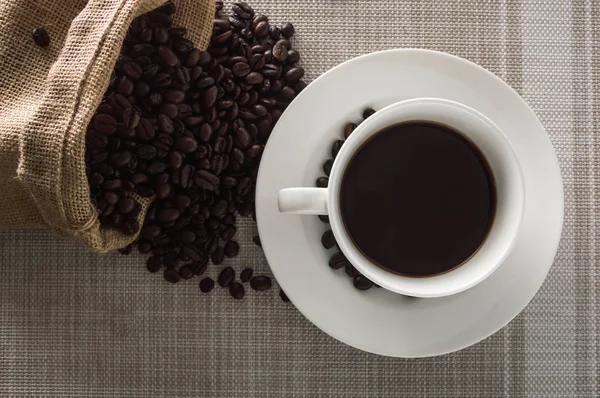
[321,229,335,249]
[279,289,290,302]
[252,235,261,247]
[218,266,235,287]
[249,275,272,291]
[32,27,50,47]
[229,282,245,299]
[314,109,380,291]
[240,267,253,282]
[199,277,215,293]
[85,1,307,298]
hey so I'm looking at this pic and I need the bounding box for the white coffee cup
[277,98,525,298]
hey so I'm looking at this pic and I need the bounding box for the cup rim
[326,98,526,297]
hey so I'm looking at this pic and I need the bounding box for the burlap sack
[0,0,214,253]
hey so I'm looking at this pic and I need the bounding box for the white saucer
[255,49,564,357]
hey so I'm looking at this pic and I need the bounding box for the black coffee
[339,121,495,277]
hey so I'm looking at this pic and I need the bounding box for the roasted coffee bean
[179,265,194,279]
[345,264,360,278]
[229,282,245,299]
[329,252,347,270]
[93,114,118,135]
[353,275,373,291]
[247,144,263,158]
[218,267,235,287]
[232,62,251,77]
[182,245,205,262]
[343,122,356,139]
[211,246,225,265]
[232,2,254,20]
[157,45,179,67]
[286,49,300,64]
[135,118,155,140]
[252,235,261,247]
[281,22,295,39]
[32,27,50,47]
[323,159,333,176]
[245,72,263,85]
[199,277,215,293]
[194,170,219,190]
[250,275,272,291]
[174,136,198,153]
[316,177,328,188]
[240,267,253,282]
[318,214,330,224]
[363,107,376,119]
[220,226,236,241]
[117,197,137,214]
[146,256,162,273]
[279,289,290,303]
[284,67,304,84]
[157,208,180,223]
[272,42,288,62]
[321,230,336,249]
[164,268,180,283]
[331,140,344,158]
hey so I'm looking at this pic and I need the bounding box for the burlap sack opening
[0,0,214,253]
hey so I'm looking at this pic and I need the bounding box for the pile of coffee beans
[85,1,305,301]
[317,108,381,291]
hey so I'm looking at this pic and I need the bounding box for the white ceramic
[277,98,525,298]
[255,49,564,357]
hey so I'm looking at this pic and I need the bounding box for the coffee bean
[178,265,194,279]
[122,107,141,129]
[286,49,300,64]
[252,235,261,247]
[211,247,225,265]
[345,264,360,278]
[32,27,50,47]
[224,240,239,258]
[135,118,155,140]
[323,159,333,176]
[174,136,198,153]
[232,2,254,20]
[281,22,295,39]
[353,275,373,290]
[316,177,328,188]
[284,67,304,84]
[240,268,253,283]
[218,267,235,287]
[157,45,179,67]
[146,256,162,273]
[199,277,215,293]
[194,170,219,190]
[164,268,180,283]
[220,226,236,241]
[343,122,356,138]
[232,62,251,77]
[318,214,329,223]
[279,289,290,303]
[202,86,219,107]
[117,197,136,214]
[331,140,344,158]
[329,252,347,270]
[109,151,132,168]
[93,114,118,135]
[250,275,272,291]
[321,230,336,249]
[229,282,245,299]
[363,108,376,119]
[272,42,288,62]
[157,208,180,223]
[245,72,263,85]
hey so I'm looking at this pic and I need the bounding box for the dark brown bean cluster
[318,108,381,291]
[85,1,306,295]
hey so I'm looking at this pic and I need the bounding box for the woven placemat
[0,1,597,396]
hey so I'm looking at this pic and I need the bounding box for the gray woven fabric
[0,0,596,396]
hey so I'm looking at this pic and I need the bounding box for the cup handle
[278,188,328,215]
